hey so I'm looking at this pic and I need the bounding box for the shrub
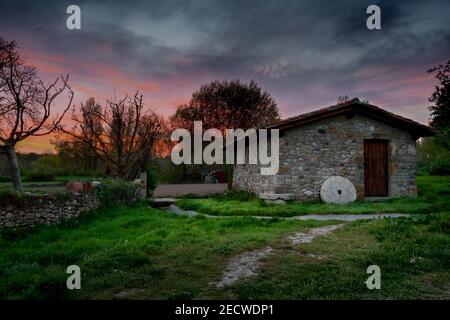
[24,172,56,182]
[429,212,450,234]
[22,155,76,181]
[95,179,141,207]
[76,169,105,178]
[55,191,72,203]
[427,159,450,175]
[147,159,203,184]
[0,176,11,182]
[0,190,28,206]
[417,137,450,175]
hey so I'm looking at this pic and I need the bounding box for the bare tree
[60,93,163,180]
[53,97,103,172]
[0,38,73,191]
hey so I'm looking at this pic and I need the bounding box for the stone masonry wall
[0,193,99,229]
[233,113,418,201]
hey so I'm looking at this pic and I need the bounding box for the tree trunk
[5,146,23,191]
[224,164,233,191]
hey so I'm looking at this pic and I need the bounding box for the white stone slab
[320,176,357,204]
[259,193,293,200]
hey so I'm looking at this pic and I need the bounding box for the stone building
[233,99,434,201]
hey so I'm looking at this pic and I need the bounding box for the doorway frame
[363,139,389,197]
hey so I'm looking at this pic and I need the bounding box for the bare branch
[0,38,73,147]
[58,92,163,180]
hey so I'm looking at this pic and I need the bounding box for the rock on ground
[320,176,357,204]
[153,183,227,198]
[151,198,177,208]
[112,288,145,299]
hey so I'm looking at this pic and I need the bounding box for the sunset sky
[0,0,449,153]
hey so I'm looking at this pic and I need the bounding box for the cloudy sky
[0,0,449,152]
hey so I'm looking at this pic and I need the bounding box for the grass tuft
[177,176,450,217]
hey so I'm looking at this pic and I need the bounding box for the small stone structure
[233,100,434,201]
[0,193,99,229]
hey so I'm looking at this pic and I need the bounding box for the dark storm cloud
[0,0,449,121]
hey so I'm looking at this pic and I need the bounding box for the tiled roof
[267,98,435,137]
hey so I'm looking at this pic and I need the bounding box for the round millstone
[320,176,357,204]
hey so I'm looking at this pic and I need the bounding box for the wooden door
[364,140,388,197]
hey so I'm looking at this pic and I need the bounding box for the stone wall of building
[233,113,418,201]
[0,193,99,229]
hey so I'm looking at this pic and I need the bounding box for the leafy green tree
[428,60,450,149]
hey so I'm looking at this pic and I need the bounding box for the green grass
[0,203,449,299]
[177,176,450,217]
[227,213,450,299]
[0,204,328,299]
[0,175,449,299]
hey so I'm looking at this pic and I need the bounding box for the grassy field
[0,175,449,300]
[177,176,450,217]
[227,213,450,299]
[0,205,330,299]
[0,203,448,299]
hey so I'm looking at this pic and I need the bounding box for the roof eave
[268,102,435,138]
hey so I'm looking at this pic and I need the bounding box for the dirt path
[214,224,344,288]
[215,247,274,288]
[286,224,343,244]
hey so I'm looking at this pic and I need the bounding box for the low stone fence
[0,192,100,229]
[0,177,148,230]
